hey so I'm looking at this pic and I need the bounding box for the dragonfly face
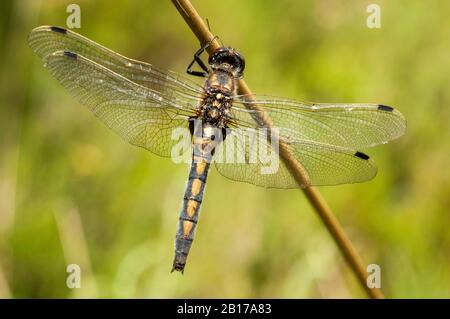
[208,47,245,79]
[28,26,406,273]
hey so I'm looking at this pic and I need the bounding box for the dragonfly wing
[231,95,406,150]
[43,50,194,157]
[216,94,403,188]
[215,129,377,189]
[28,26,203,101]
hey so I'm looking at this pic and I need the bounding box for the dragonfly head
[209,47,245,79]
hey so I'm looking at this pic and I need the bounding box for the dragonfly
[28,26,406,273]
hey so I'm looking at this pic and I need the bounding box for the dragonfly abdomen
[172,125,217,273]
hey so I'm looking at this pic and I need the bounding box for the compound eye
[209,48,245,76]
[210,49,232,66]
[233,54,245,74]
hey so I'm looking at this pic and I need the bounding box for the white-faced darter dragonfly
[29,26,406,273]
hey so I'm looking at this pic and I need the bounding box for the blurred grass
[0,0,449,298]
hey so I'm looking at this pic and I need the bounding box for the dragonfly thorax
[195,48,244,128]
[198,88,232,128]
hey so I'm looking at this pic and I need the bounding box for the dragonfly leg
[186,36,218,77]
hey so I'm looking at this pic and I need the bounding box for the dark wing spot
[378,104,394,112]
[63,51,77,59]
[354,151,370,160]
[50,26,67,34]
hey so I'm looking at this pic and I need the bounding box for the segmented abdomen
[172,124,217,273]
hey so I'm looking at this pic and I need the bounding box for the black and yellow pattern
[172,125,217,273]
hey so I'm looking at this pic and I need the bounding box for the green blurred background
[0,0,449,298]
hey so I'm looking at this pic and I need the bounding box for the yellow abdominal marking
[186,200,198,218]
[196,161,207,175]
[183,220,194,238]
[191,179,202,196]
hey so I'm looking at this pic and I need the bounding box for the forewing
[231,95,406,150]
[28,25,203,101]
[43,50,194,157]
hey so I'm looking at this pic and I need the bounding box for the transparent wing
[230,95,406,150]
[43,50,195,157]
[28,25,203,103]
[215,129,377,189]
[216,94,405,188]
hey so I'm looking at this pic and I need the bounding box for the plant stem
[171,0,384,299]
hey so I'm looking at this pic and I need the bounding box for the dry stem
[171,0,384,299]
